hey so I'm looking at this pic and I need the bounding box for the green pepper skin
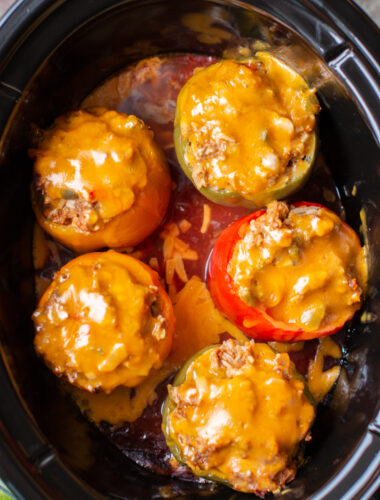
[162,344,234,487]
[174,53,319,209]
[162,342,316,491]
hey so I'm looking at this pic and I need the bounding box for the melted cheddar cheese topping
[33,251,173,393]
[177,54,319,197]
[229,202,367,332]
[31,108,165,233]
[166,339,315,494]
[70,276,246,425]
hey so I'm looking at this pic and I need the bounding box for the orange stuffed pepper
[33,251,174,393]
[30,108,171,252]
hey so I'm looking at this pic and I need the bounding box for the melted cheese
[177,57,318,197]
[32,109,151,228]
[229,202,366,333]
[70,363,174,427]
[33,251,173,393]
[307,337,341,402]
[70,276,247,425]
[169,276,247,366]
[167,340,315,494]
[30,107,171,252]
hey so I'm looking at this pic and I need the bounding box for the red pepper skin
[207,202,362,342]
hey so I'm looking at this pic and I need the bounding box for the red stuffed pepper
[208,201,367,341]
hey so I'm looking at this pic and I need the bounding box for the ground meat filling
[238,200,291,248]
[209,337,255,377]
[166,339,315,495]
[190,125,237,190]
[228,201,365,332]
[34,178,102,233]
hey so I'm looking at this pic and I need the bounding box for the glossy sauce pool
[33,54,350,483]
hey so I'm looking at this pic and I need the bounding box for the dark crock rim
[0,1,379,499]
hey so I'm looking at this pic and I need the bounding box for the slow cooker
[0,0,379,498]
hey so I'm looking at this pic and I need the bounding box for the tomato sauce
[33,54,347,481]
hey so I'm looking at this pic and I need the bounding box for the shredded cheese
[180,248,198,260]
[160,222,198,285]
[165,258,176,285]
[200,204,211,233]
[163,235,175,261]
[173,255,188,283]
[179,219,192,233]
[161,222,179,238]
[173,237,189,253]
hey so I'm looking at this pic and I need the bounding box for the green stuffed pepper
[162,339,315,495]
[174,52,320,208]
